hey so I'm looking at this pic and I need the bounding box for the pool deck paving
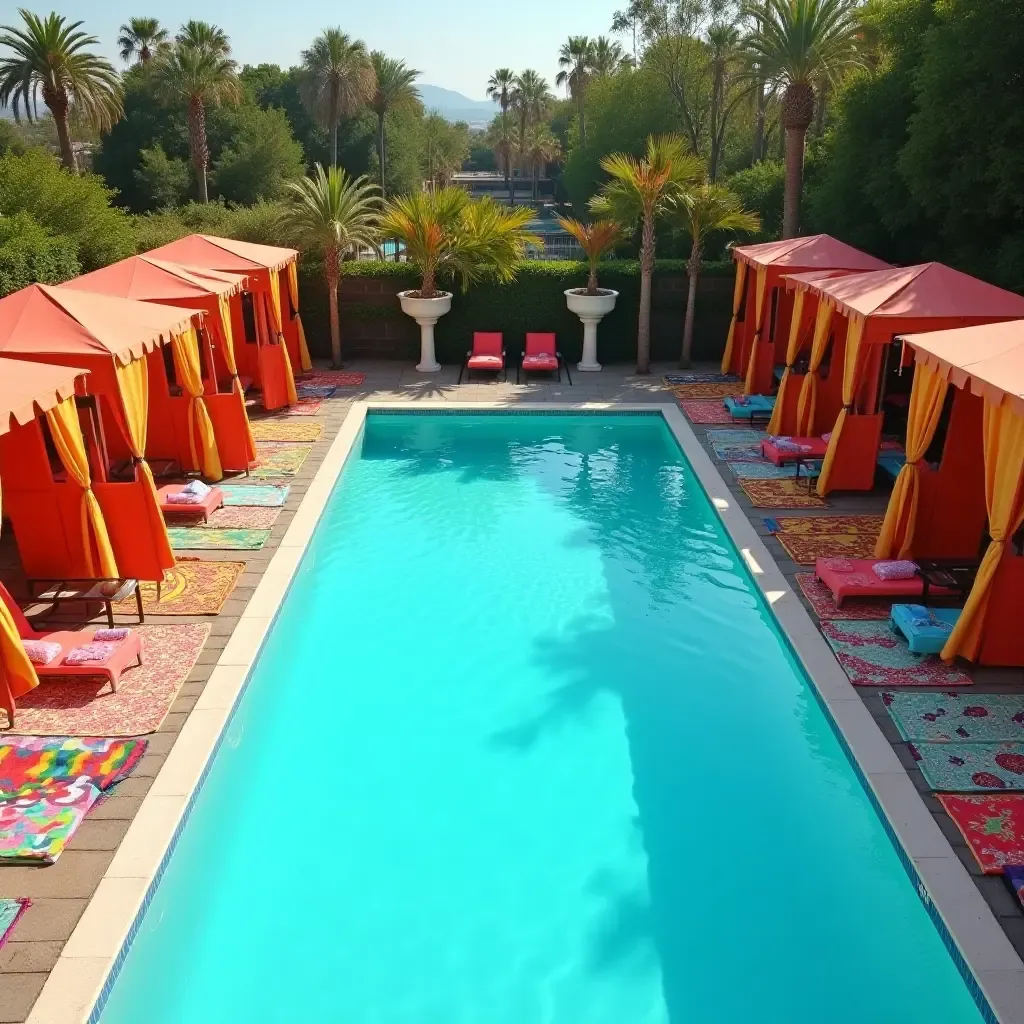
[1,359,1022,1022]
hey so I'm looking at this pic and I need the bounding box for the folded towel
[93,628,130,642]
[64,642,116,665]
[22,640,62,665]
[823,558,855,572]
[821,432,832,442]
[183,479,212,498]
[873,559,918,581]
[845,572,874,587]
[165,491,204,505]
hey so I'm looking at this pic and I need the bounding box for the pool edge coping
[30,400,1024,1024]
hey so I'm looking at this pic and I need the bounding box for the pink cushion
[761,437,828,465]
[467,355,503,370]
[525,333,556,357]
[814,557,947,604]
[472,333,503,357]
[523,355,558,371]
[872,559,918,581]
[22,640,61,665]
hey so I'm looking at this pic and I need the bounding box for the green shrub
[0,212,81,296]
[133,199,287,252]
[212,106,306,206]
[727,161,785,242]
[135,145,191,209]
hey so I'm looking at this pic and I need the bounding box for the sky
[16,0,626,100]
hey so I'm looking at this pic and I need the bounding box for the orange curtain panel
[875,361,949,558]
[44,396,119,578]
[0,483,40,724]
[942,402,1024,662]
[720,260,748,375]
[261,293,298,405]
[742,267,769,393]
[170,326,224,481]
[766,289,806,435]
[217,294,258,463]
[285,263,313,372]
[817,313,867,494]
[795,300,834,435]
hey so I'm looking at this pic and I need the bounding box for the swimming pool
[97,411,985,1023]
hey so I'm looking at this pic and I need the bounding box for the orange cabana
[790,263,1024,495]
[720,234,890,396]
[0,285,222,580]
[62,256,257,471]
[877,320,1024,666]
[144,235,312,411]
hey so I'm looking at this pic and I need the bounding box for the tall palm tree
[522,125,561,201]
[590,135,703,374]
[281,165,380,369]
[486,68,515,203]
[0,10,122,171]
[669,183,760,367]
[152,40,240,202]
[175,21,230,55]
[118,17,168,65]
[590,36,632,76]
[742,0,864,236]
[707,22,741,181]
[299,29,375,168]
[368,52,419,193]
[555,36,593,145]
[511,69,550,138]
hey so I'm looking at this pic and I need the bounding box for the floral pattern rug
[663,373,739,386]
[794,574,892,621]
[670,382,746,399]
[679,399,735,425]
[0,898,29,947]
[910,741,1024,791]
[250,443,312,478]
[112,559,245,616]
[219,484,290,507]
[250,420,323,442]
[882,692,1024,743]
[739,479,826,509]
[769,515,885,565]
[820,620,972,687]
[297,370,365,387]
[707,428,766,461]
[296,385,336,400]
[167,527,270,550]
[937,794,1024,873]
[726,461,797,479]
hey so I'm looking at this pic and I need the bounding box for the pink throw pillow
[822,558,854,573]
[872,559,918,581]
[22,640,61,665]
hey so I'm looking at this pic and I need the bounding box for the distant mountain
[417,84,494,126]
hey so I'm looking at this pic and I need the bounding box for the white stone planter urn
[398,290,452,372]
[565,288,618,371]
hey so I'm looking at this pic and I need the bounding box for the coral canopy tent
[786,263,1024,495]
[720,234,890,396]
[879,320,1024,666]
[144,235,312,410]
[62,256,257,471]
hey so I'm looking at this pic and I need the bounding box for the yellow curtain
[720,261,748,375]
[285,263,313,372]
[766,289,806,435]
[217,294,257,461]
[817,313,867,495]
[114,357,174,568]
[170,327,224,482]
[742,267,770,394]
[874,361,949,559]
[795,300,835,435]
[0,480,39,723]
[44,397,119,578]
[941,402,1024,662]
[262,292,298,405]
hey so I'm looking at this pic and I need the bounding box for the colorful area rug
[937,794,1024,873]
[670,382,746,399]
[820,620,973,688]
[769,515,884,564]
[112,559,244,616]
[166,527,270,550]
[770,514,885,536]
[298,370,365,387]
[739,479,826,508]
[794,573,892,621]
[296,385,336,400]
[250,421,323,442]
[251,443,312,479]
[663,373,739,386]
[219,484,290,507]
[679,399,734,425]
[727,461,796,480]
[5,623,209,736]
[883,692,1024,743]
[707,428,765,461]
[206,506,280,530]
[910,741,1024,791]
[0,898,29,947]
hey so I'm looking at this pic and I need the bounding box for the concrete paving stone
[0,852,113,900]
[66,819,132,852]
[85,794,144,821]
[0,973,45,1023]
[0,942,63,973]
[6,900,86,943]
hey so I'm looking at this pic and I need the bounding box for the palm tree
[611,0,650,62]
[118,17,168,65]
[511,69,551,137]
[0,10,122,171]
[590,36,632,76]
[299,29,375,168]
[707,21,741,181]
[522,125,561,201]
[175,21,230,55]
[486,68,515,203]
[669,183,760,367]
[742,0,864,236]
[152,40,240,202]
[368,52,419,193]
[281,165,380,368]
[556,36,593,145]
[590,135,703,374]
[556,218,622,294]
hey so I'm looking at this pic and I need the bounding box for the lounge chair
[458,332,505,384]
[762,435,830,466]
[517,333,571,385]
[814,557,956,607]
[158,483,225,523]
[724,394,774,422]
[890,603,962,654]
[0,582,143,695]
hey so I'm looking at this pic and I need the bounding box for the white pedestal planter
[398,290,452,372]
[565,289,618,372]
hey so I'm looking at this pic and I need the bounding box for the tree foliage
[212,103,306,204]
[0,211,80,295]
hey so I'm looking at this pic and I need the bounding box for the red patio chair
[517,333,571,385]
[459,332,505,383]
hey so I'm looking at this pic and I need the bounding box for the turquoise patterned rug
[219,484,290,507]
[0,898,28,947]
[911,741,1024,791]
[883,692,1024,742]
[727,462,797,479]
[167,527,271,550]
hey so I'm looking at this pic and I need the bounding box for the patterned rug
[769,515,884,564]
[707,428,765,461]
[167,527,270,550]
[882,692,1024,743]
[112,559,244,616]
[0,899,29,947]
[251,421,323,442]
[795,574,892,621]
[670,382,746,399]
[663,373,739,386]
[770,515,885,536]
[220,484,290,507]
[251,443,312,478]
[296,385,337,400]
[739,479,826,508]
[937,794,1024,873]
[820,620,973,688]
[206,507,280,530]
[679,399,734,425]
[910,741,1024,791]
[727,461,797,480]
[276,399,322,416]
[298,370,365,387]
[4,623,209,736]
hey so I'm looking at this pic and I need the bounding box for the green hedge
[0,213,81,296]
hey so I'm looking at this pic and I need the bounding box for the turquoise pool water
[98,413,984,1023]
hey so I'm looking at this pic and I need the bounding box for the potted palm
[557,217,622,371]
[380,188,538,372]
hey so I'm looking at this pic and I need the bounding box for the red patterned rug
[794,573,892,621]
[739,479,826,509]
[678,399,734,425]
[297,370,365,387]
[937,794,1024,873]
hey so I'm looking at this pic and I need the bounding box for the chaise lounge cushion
[522,353,559,371]
[889,603,962,655]
[467,354,504,370]
[814,557,956,606]
[762,436,829,465]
